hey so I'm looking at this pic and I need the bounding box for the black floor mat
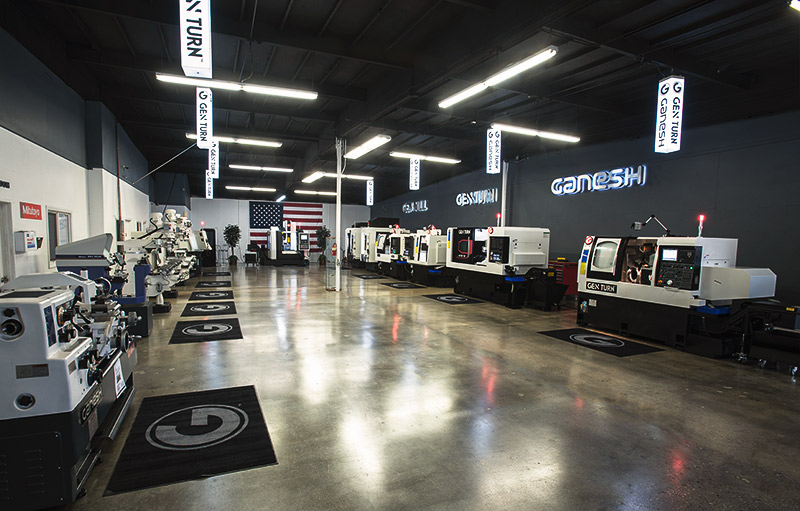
[539,328,664,357]
[189,290,234,301]
[196,281,232,288]
[423,294,482,304]
[202,271,231,276]
[353,274,385,279]
[169,319,243,344]
[381,282,424,289]
[181,302,237,317]
[105,386,276,495]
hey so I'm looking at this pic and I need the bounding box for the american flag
[249,201,323,253]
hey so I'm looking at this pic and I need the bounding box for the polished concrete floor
[70,265,800,510]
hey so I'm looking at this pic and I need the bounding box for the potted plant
[223,224,242,265]
[316,225,331,265]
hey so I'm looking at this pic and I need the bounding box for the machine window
[591,240,619,272]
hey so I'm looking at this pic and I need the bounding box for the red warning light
[496,212,501,219]
[698,214,705,222]
[200,221,205,227]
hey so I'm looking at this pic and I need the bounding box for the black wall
[0,28,149,194]
[373,110,800,302]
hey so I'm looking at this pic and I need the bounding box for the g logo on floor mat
[436,295,468,303]
[198,292,227,298]
[145,404,249,451]
[391,284,417,288]
[182,323,234,336]
[569,333,625,348]
[199,282,227,287]
[190,304,231,313]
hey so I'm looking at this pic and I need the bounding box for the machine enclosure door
[587,238,623,281]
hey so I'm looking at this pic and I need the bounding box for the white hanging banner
[179,0,212,78]
[366,180,374,206]
[196,87,213,149]
[205,169,214,199]
[409,158,420,191]
[486,128,501,174]
[654,75,685,154]
[208,140,219,178]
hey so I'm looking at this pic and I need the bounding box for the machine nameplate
[80,386,103,424]
[586,282,617,294]
[16,364,49,379]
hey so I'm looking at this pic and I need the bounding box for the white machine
[0,272,137,509]
[375,228,413,278]
[576,235,776,355]
[408,228,450,286]
[345,227,363,268]
[445,226,551,306]
[360,227,392,270]
[266,224,306,266]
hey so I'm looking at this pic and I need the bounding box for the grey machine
[0,272,138,510]
[576,221,777,357]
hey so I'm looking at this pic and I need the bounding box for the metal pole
[500,161,508,227]
[335,138,343,292]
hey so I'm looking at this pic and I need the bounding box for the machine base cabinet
[577,292,739,357]
[452,270,526,308]
[410,267,454,287]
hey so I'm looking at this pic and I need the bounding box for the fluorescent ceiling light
[791,0,800,12]
[389,151,461,164]
[302,171,326,183]
[276,195,286,202]
[438,46,557,108]
[225,186,277,192]
[328,173,372,180]
[156,73,318,100]
[295,190,338,196]
[491,123,580,143]
[229,164,293,173]
[343,135,391,159]
[186,133,282,148]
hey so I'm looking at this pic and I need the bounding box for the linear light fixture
[302,171,326,183]
[156,73,318,100]
[343,135,391,159]
[276,195,286,202]
[186,133,282,148]
[303,171,373,183]
[295,190,338,196]
[791,0,800,12]
[229,164,293,173]
[438,46,558,108]
[389,151,461,164]
[225,186,277,192]
[491,123,580,143]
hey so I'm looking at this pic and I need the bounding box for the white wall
[322,203,372,236]
[88,168,150,245]
[0,126,89,277]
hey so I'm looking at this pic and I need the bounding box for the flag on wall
[249,201,283,246]
[249,201,323,252]
[284,202,323,253]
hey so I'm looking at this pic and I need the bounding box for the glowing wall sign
[409,158,420,190]
[486,129,501,174]
[196,88,213,149]
[551,165,646,196]
[208,140,219,178]
[402,200,428,213]
[655,76,684,153]
[366,180,374,206]
[179,0,212,78]
[456,188,498,207]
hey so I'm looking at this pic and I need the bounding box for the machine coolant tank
[699,267,776,301]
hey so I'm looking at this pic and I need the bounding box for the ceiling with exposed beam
[2,0,798,204]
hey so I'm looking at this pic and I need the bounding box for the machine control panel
[489,237,510,264]
[298,233,310,251]
[655,246,702,290]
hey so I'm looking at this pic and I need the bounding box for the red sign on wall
[20,202,42,220]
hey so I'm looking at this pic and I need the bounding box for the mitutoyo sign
[456,188,498,207]
[551,165,646,196]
